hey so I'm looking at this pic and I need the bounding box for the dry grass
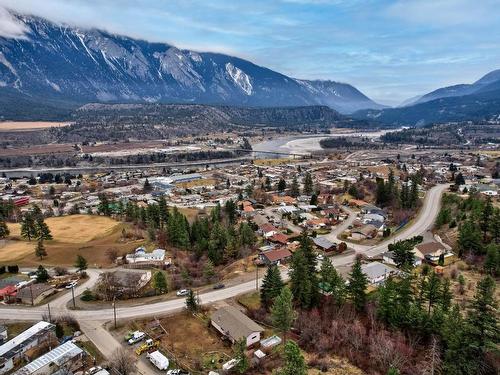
[176,178,216,189]
[7,215,118,243]
[1,215,140,267]
[254,158,295,166]
[0,121,71,131]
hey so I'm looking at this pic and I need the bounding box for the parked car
[212,283,225,290]
[167,370,190,375]
[66,281,78,289]
[127,331,146,345]
[176,289,190,297]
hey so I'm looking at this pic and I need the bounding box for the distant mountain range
[0,11,383,120]
[355,70,500,126]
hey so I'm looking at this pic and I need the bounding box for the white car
[66,281,78,289]
[127,331,146,345]
[176,289,190,297]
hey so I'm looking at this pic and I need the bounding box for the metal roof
[0,321,54,359]
[15,341,83,375]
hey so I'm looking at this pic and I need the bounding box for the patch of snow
[225,63,252,95]
[45,79,61,92]
[75,32,99,65]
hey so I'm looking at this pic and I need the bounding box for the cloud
[386,0,498,27]
[0,7,29,38]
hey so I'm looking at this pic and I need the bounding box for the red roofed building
[268,232,289,245]
[259,247,292,266]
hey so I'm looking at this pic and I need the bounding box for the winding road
[0,183,448,373]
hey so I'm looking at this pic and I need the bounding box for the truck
[127,331,146,345]
[135,338,160,355]
[147,350,169,370]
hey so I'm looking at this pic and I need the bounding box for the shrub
[80,289,96,301]
[7,265,19,273]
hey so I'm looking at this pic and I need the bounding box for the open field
[0,143,75,157]
[0,121,71,131]
[1,215,140,266]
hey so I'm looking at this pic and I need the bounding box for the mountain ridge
[0,10,383,119]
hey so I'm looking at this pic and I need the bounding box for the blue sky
[1,0,500,105]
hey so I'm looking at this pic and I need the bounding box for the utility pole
[112,296,117,329]
[71,285,76,308]
[29,283,34,306]
[47,303,52,322]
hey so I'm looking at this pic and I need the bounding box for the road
[0,183,448,373]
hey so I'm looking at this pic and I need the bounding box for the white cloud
[0,7,29,38]
[387,0,498,27]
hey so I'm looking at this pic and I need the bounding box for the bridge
[234,148,312,158]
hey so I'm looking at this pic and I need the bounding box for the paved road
[0,184,448,373]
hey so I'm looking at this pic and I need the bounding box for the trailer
[147,350,169,370]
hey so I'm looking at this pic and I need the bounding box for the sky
[1,0,500,106]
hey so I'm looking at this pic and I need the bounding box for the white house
[361,262,400,285]
[211,306,264,347]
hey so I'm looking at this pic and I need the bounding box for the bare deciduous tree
[108,348,135,375]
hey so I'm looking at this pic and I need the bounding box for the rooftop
[0,321,54,359]
[212,306,263,341]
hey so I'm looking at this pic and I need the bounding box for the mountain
[409,69,500,105]
[354,69,500,126]
[0,11,383,120]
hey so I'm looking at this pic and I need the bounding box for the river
[252,129,393,157]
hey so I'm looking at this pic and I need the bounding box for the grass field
[0,121,71,131]
[1,215,140,267]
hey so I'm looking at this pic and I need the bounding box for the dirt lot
[1,215,140,267]
[133,312,232,373]
[0,121,71,131]
[0,143,75,157]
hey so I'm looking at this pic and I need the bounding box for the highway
[0,183,448,373]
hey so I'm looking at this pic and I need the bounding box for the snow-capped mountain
[0,11,382,118]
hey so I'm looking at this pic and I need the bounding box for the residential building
[211,306,264,347]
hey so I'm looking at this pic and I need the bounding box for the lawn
[1,215,140,267]
[238,291,261,310]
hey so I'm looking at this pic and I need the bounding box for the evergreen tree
[36,265,49,283]
[277,178,287,192]
[467,276,498,353]
[276,340,307,375]
[35,217,52,241]
[143,178,152,192]
[489,208,500,243]
[20,212,37,241]
[290,176,300,197]
[439,278,453,312]
[347,257,368,312]
[224,199,237,225]
[152,271,168,294]
[97,194,112,216]
[260,265,284,309]
[203,260,215,281]
[233,338,249,374]
[480,196,493,241]
[0,218,9,239]
[208,221,227,265]
[303,172,313,195]
[390,240,415,269]
[264,176,272,191]
[457,220,482,257]
[484,244,499,276]
[74,255,88,272]
[271,287,296,342]
[185,289,199,312]
[35,240,47,260]
[425,272,441,314]
[239,222,255,248]
[319,257,345,304]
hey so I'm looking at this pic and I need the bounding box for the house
[0,321,55,374]
[14,341,84,375]
[268,233,289,245]
[125,248,166,265]
[414,242,453,263]
[211,306,264,347]
[242,205,255,218]
[258,224,277,239]
[351,224,377,240]
[361,262,400,285]
[259,248,292,266]
[16,284,55,305]
[313,237,337,252]
[271,195,296,205]
[0,286,17,302]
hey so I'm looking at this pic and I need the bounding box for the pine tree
[224,199,237,225]
[203,260,216,281]
[290,176,300,197]
[480,196,493,241]
[239,222,256,248]
[271,287,296,342]
[35,240,47,260]
[185,289,199,312]
[425,272,441,314]
[457,220,482,257]
[152,271,168,294]
[467,276,498,352]
[20,212,37,241]
[276,340,307,375]
[97,194,112,216]
[484,244,499,276]
[0,218,9,239]
[347,257,368,312]
[260,265,284,309]
[36,265,49,282]
[277,178,287,192]
[439,278,452,312]
[74,255,88,272]
[319,257,345,304]
[36,218,52,241]
[303,172,313,195]
[489,208,500,243]
[233,338,249,374]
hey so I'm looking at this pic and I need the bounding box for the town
[0,140,498,375]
